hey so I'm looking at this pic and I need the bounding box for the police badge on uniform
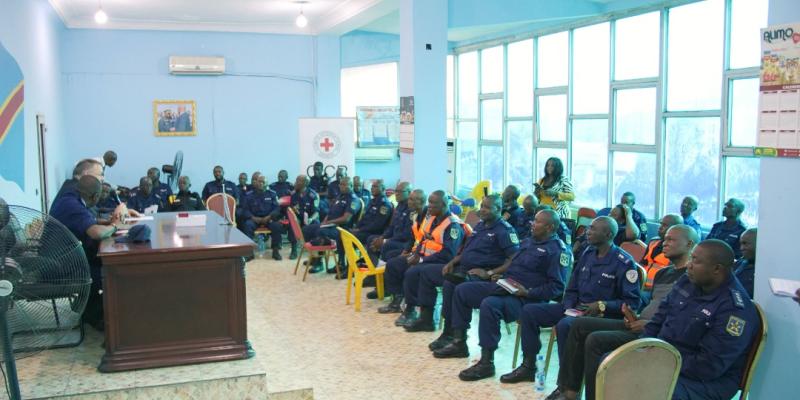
[726,315,746,337]
[510,232,519,245]
[450,227,459,239]
[640,223,648,235]
[560,252,570,267]
[626,269,638,284]
[380,206,388,215]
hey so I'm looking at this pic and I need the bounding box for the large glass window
[612,152,656,219]
[724,157,760,226]
[481,99,503,141]
[482,146,504,193]
[729,0,769,69]
[458,51,478,118]
[572,119,608,209]
[508,121,534,187]
[665,118,721,225]
[538,95,567,142]
[535,148,567,184]
[573,22,610,114]
[537,32,569,88]
[667,0,724,111]
[340,62,398,117]
[481,46,504,93]
[457,122,479,191]
[615,87,656,145]
[507,39,534,117]
[615,12,660,80]
[729,78,759,147]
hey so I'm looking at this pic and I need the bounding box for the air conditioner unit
[169,56,225,75]
[355,147,397,162]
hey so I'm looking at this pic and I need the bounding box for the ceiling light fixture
[94,0,108,25]
[295,1,309,28]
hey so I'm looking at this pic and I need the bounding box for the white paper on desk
[125,216,154,222]
[769,278,800,297]
[143,205,159,215]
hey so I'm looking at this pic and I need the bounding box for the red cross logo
[319,137,334,152]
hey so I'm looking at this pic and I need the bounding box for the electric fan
[0,199,92,400]
[161,150,184,193]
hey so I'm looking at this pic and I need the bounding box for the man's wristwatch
[419,257,424,264]
[598,301,607,315]
[486,269,494,277]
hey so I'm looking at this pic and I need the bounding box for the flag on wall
[0,42,25,191]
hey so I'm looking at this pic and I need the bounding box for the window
[572,119,608,209]
[729,78,759,147]
[535,148,567,184]
[724,157,760,226]
[537,31,569,88]
[458,51,478,118]
[729,0,769,69]
[481,100,503,141]
[667,0,724,111]
[508,121,533,187]
[340,62,398,117]
[507,39,533,117]
[481,46,504,93]
[481,146,504,193]
[615,87,656,145]
[538,95,567,142]
[612,152,656,219]
[573,23,610,114]
[457,122,479,191]
[615,12,660,80]
[665,118,721,225]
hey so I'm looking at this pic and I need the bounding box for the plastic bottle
[535,354,546,392]
[257,235,266,253]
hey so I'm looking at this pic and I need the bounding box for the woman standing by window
[534,157,575,219]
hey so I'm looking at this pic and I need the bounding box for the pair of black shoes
[499,363,536,383]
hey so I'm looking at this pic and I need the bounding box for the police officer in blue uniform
[147,167,173,200]
[289,175,319,259]
[367,182,414,264]
[352,176,372,220]
[166,176,205,212]
[501,185,527,236]
[246,172,262,200]
[237,172,250,195]
[516,195,539,240]
[326,167,346,203]
[535,205,572,246]
[202,165,239,202]
[680,195,702,236]
[503,216,641,384]
[309,162,330,220]
[378,191,459,326]
[404,194,518,333]
[127,177,164,214]
[708,198,748,258]
[350,179,393,246]
[302,176,361,275]
[434,209,570,382]
[734,228,757,298]
[270,170,294,198]
[597,192,648,241]
[96,182,120,217]
[242,175,284,260]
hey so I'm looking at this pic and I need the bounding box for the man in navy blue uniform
[517,195,539,240]
[96,182,120,217]
[680,195,702,236]
[270,170,294,198]
[708,198,747,258]
[503,216,641,384]
[536,205,572,246]
[352,176,372,213]
[242,175,283,260]
[147,167,173,200]
[597,192,648,241]
[290,175,319,259]
[501,185,526,237]
[237,172,250,195]
[326,167,347,203]
[309,162,330,220]
[378,191,461,326]
[166,176,205,212]
[50,176,125,331]
[434,209,570,382]
[53,159,105,204]
[302,176,361,275]
[734,228,757,298]
[349,179,393,246]
[404,194,518,333]
[367,182,414,264]
[202,165,239,202]
[127,177,164,214]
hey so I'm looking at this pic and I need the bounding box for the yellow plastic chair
[470,180,492,204]
[337,228,385,311]
[738,303,767,400]
[596,338,682,400]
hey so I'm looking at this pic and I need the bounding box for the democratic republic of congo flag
[0,41,25,190]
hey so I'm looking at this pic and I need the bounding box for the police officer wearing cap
[433,209,570,382]
[202,165,240,202]
[503,216,641,384]
[302,176,361,275]
[404,194,518,333]
[242,175,284,260]
[166,176,205,212]
[148,167,173,200]
[501,185,527,237]
[734,228,757,298]
[289,175,319,260]
[708,198,748,258]
[378,191,460,326]
[350,179,393,247]
[127,176,164,214]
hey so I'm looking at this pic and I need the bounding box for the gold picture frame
[153,100,196,136]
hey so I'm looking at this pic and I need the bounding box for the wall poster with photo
[153,100,196,136]
[356,106,400,147]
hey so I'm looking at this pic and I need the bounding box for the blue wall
[0,0,67,210]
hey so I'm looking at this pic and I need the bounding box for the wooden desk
[97,211,255,372]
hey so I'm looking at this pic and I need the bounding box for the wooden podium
[97,211,255,372]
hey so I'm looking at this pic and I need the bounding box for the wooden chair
[206,193,236,224]
[737,303,767,400]
[337,228,385,311]
[287,208,337,281]
[620,240,647,264]
[596,338,682,400]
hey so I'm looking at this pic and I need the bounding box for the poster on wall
[399,96,414,153]
[153,100,197,136]
[755,23,800,158]
[0,42,26,200]
[298,118,356,176]
[356,106,400,147]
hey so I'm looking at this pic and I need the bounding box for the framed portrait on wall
[153,100,196,136]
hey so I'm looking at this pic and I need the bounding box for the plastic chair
[287,208,338,281]
[206,193,236,224]
[576,207,597,227]
[738,303,767,400]
[337,228,385,311]
[470,180,492,204]
[620,240,647,264]
[596,338,682,400]
[464,210,480,229]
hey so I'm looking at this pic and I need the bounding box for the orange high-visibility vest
[412,214,432,247]
[643,239,670,289]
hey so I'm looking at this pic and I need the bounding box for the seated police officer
[166,176,205,212]
[237,172,250,195]
[96,182,120,218]
[708,198,748,258]
[350,179,393,247]
[734,228,757,298]
[53,158,104,204]
[680,195,702,236]
[367,181,414,265]
[242,175,283,260]
[289,174,319,260]
[148,167,173,200]
[127,176,164,214]
[202,165,239,202]
[535,205,572,246]
[574,240,757,400]
[517,195,539,240]
[378,190,458,326]
[501,184,526,236]
[597,192,648,241]
[549,224,698,400]
[502,216,641,384]
[270,170,294,198]
[326,167,347,203]
[302,176,361,275]
[352,176,372,213]
[434,209,570,382]
[246,172,262,200]
[404,194,517,333]
[641,214,683,291]
[309,161,330,220]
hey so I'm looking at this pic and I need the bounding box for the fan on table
[162,150,184,193]
[0,199,92,400]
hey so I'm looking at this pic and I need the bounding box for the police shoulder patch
[626,269,638,284]
[380,206,388,215]
[351,202,358,211]
[510,232,519,245]
[450,227,459,239]
[731,289,745,309]
[726,315,746,337]
[560,252,570,267]
[640,223,648,234]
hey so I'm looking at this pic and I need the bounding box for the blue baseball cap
[115,224,151,243]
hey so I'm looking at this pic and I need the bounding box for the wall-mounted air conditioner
[169,56,225,75]
[355,147,397,162]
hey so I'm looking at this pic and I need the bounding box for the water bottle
[534,354,546,392]
[257,235,266,253]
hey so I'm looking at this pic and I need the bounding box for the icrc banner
[298,118,356,176]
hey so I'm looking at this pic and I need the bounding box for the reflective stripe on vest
[644,240,670,289]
